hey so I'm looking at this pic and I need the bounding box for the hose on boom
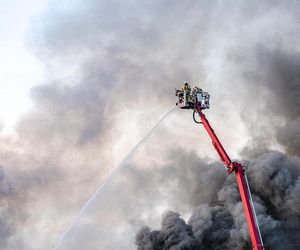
[193,109,202,124]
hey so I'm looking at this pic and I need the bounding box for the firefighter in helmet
[181,82,191,104]
[192,86,202,93]
[182,82,191,92]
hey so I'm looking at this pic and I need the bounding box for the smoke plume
[135,149,300,250]
[0,0,299,249]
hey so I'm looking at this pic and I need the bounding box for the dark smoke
[135,150,300,250]
[136,211,201,250]
[136,206,235,250]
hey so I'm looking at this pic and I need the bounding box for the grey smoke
[136,211,201,250]
[135,150,300,250]
[134,43,300,250]
[0,0,300,249]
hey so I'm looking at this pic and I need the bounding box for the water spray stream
[53,104,176,249]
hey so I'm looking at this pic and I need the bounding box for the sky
[0,0,49,134]
[0,1,300,250]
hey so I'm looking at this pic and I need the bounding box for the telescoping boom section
[175,83,264,250]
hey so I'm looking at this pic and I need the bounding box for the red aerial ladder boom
[175,83,264,250]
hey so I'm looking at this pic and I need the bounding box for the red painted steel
[196,106,264,250]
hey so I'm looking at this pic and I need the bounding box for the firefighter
[181,82,191,104]
[182,82,191,92]
[192,86,202,93]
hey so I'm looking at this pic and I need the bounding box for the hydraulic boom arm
[196,106,264,250]
[175,83,264,250]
